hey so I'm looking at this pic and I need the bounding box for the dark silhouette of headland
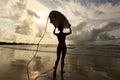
[0,42,35,45]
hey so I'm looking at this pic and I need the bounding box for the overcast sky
[0,0,120,44]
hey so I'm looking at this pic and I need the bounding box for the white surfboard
[49,10,71,28]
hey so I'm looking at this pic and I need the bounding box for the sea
[0,40,120,80]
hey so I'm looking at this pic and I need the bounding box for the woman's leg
[61,46,66,74]
[54,46,61,70]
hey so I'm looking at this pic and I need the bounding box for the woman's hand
[69,24,71,28]
[53,27,57,35]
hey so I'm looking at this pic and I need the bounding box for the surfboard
[49,10,71,28]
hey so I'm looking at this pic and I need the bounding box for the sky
[0,0,120,44]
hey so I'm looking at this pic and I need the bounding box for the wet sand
[0,45,120,80]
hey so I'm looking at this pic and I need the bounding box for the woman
[53,24,72,75]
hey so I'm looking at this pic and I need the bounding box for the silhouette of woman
[53,24,72,75]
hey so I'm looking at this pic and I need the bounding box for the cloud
[0,0,43,37]
[69,22,120,42]
[91,22,120,40]
[97,32,116,40]
[15,20,32,35]
[39,0,120,43]
[37,0,120,22]
[0,26,16,42]
[87,2,120,20]
[0,0,48,43]
[1,0,120,43]
[0,0,27,21]
[27,9,40,18]
[85,0,120,6]
[14,8,43,36]
[68,20,93,41]
[73,21,87,31]
[0,27,7,39]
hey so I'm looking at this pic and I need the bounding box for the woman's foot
[53,70,56,80]
[53,70,56,76]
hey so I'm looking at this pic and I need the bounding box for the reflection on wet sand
[33,56,42,71]
[53,72,64,80]
[67,54,120,80]
[11,59,27,67]
[0,45,120,80]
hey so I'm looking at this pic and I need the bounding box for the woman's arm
[69,27,72,34]
[65,26,72,35]
[53,27,58,35]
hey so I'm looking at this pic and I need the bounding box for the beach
[0,44,120,80]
